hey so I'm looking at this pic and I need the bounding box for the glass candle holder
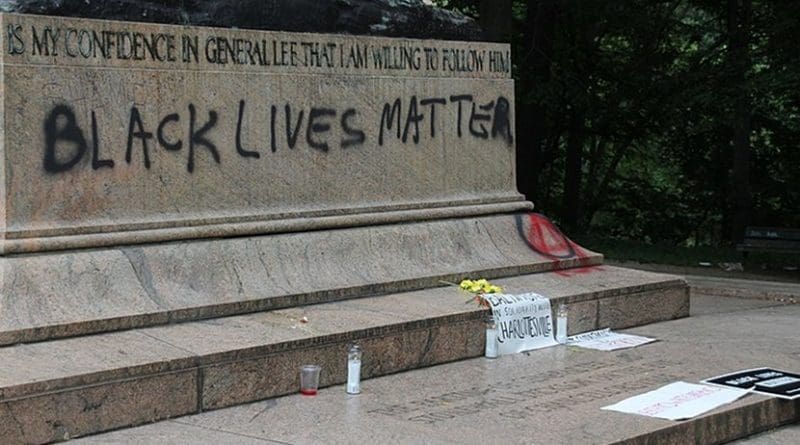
[556,303,568,344]
[485,313,498,358]
[300,364,321,396]
[347,344,362,394]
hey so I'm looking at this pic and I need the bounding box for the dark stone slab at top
[0,0,483,40]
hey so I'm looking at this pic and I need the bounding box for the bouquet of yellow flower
[459,278,502,308]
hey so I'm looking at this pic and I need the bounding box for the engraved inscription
[367,359,682,425]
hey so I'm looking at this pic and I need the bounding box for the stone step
[71,303,800,445]
[0,266,686,444]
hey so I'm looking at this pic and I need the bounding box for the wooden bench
[737,227,800,256]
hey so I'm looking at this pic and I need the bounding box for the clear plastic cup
[300,365,321,396]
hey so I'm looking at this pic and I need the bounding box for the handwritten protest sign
[484,293,557,355]
[567,328,657,351]
[602,381,748,421]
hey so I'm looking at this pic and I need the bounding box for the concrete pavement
[687,275,799,303]
[731,424,800,444]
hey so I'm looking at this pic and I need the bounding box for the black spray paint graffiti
[43,103,220,174]
[42,94,512,174]
[378,95,513,146]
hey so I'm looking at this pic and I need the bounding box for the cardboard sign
[567,328,657,351]
[602,381,748,421]
[702,368,800,400]
[485,293,557,355]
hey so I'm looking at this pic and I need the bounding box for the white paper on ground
[567,328,657,351]
[601,381,749,421]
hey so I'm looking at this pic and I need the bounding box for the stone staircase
[0,214,690,443]
[66,296,800,444]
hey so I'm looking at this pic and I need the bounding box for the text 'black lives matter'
[41,94,513,175]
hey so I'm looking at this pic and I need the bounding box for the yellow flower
[458,278,501,307]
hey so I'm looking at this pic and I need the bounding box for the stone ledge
[1,199,531,254]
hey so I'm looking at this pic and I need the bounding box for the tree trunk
[562,113,584,232]
[727,0,753,244]
[516,0,557,203]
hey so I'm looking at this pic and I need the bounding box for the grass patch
[574,236,800,271]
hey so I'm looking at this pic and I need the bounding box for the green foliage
[429,0,478,18]
[434,0,799,247]
[577,234,800,272]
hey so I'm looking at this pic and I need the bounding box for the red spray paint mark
[514,213,602,277]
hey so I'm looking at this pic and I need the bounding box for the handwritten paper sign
[567,328,657,351]
[702,368,800,400]
[602,381,748,421]
[484,293,557,355]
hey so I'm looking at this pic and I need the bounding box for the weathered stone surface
[0,13,517,254]
[563,298,599,334]
[0,265,684,401]
[0,329,194,400]
[0,370,197,444]
[2,14,516,253]
[598,286,690,330]
[200,320,481,410]
[731,424,800,444]
[0,0,483,41]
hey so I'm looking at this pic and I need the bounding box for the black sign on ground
[702,368,800,400]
